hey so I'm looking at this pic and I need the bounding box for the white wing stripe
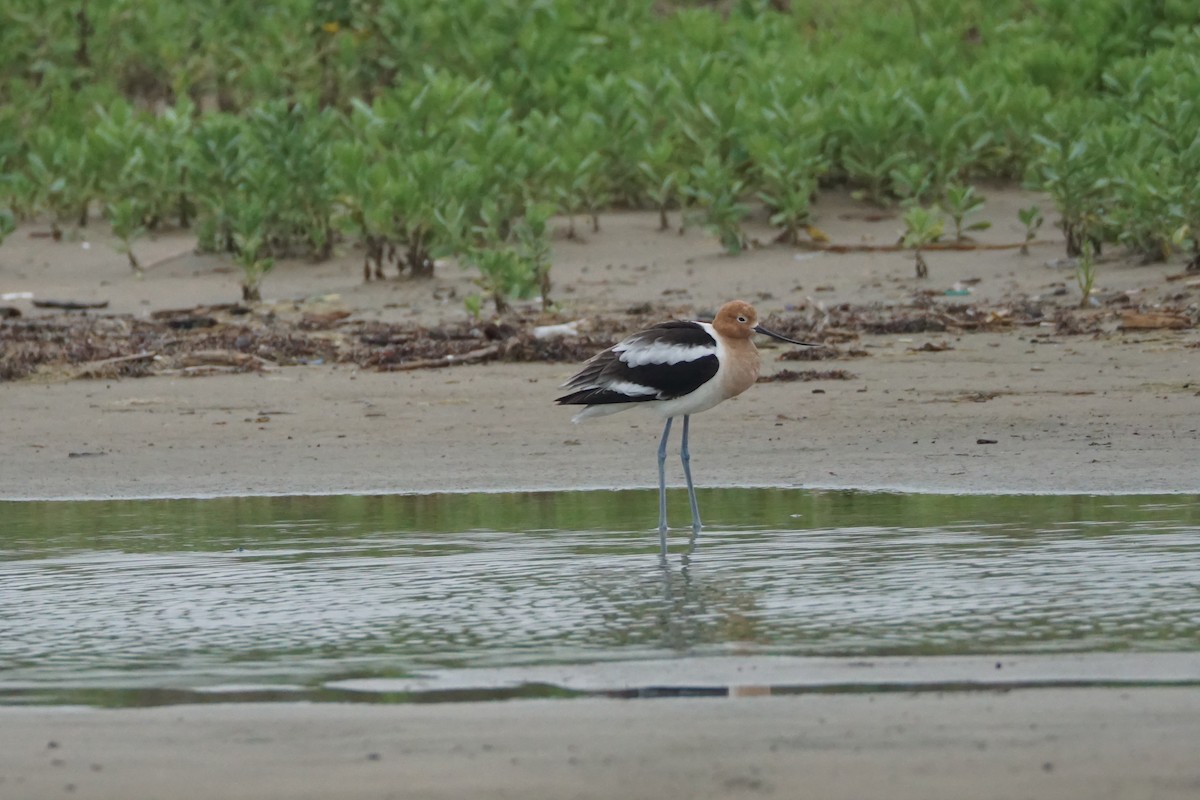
[615,341,716,367]
[602,380,660,398]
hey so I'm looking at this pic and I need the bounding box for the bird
[556,300,819,553]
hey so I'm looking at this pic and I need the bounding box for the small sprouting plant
[901,205,944,279]
[1018,205,1044,255]
[105,198,148,273]
[512,202,554,310]
[463,293,484,321]
[942,183,991,240]
[230,199,275,302]
[465,246,530,315]
[1076,239,1097,308]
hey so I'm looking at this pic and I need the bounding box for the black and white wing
[556,320,720,407]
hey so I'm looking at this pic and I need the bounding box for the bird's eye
[737,315,748,323]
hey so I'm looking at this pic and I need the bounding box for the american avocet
[557,300,819,552]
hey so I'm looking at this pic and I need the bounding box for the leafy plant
[389,150,470,279]
[754,147,822,245]
[1100,62,1200,265]
[330,138,392,280]
[748,100,827,245]
[901,205,944,279]
[637,139,682,232]
[451,108,543,249]
[463,201,554,314]
[897,79,996,187]
[241,101,337,260]
[581,74,647,209]
[189,114,245,254]
[463,292,484,321]
[1031,113,1110,257]
[230,195,275,302]
[105,198,148,272]
[91,100,196,234]
[2,0,1199,297]
[151,101,198,228]
[464,246,531,315]
[1017,205,1044,254]
[22,132,77,239]
[336,98,458,281]
[941,183,991,240]
[684,155,748,255]
[889,162,936,208]
[834,86,912,204]
[1107,161,1178,263]
[512,202,554,309]
[551,111,612,238]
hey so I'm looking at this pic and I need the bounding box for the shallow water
[2,490,1199,706]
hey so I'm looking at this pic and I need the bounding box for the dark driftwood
[32,299,109,310]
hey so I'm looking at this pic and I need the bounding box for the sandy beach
[3,187,1198,500]
[3,189,1199,798]
[3,333,1198,501]
[3,688,1200,800]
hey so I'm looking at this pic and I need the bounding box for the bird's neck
[721,338,761,399]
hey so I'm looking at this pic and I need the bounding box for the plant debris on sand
[759,369,857,383]
[2,293,1196,383]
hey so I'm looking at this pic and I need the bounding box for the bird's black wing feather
[557,320,719,406]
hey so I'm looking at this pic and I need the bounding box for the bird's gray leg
[657,416,673,554]
[681,414,702,535]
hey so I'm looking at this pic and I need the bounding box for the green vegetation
[1018,205,1045,255]
[941,183,990,242]
[0,207,14,247]
[901,205,944,279]
[2,0,1199,309]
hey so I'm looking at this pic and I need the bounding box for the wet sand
[3,189,1199,798]
[3,689,1200,800]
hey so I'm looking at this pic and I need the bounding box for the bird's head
[713,300,820,346]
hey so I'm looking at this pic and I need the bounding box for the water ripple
[1,490,1199,695]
